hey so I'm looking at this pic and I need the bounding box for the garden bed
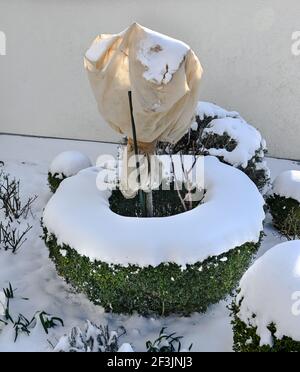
[0,134,299,351]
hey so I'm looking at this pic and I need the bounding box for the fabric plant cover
[84,23,203,197]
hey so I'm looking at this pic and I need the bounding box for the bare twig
[170,155,187,212]
[0,171,37,222]
[0,222,32,253]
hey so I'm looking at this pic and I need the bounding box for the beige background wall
[0,0,300,159]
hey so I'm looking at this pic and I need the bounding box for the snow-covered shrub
[157,102,270,192]
[44,229,260,316]
[42,157,264,316]
[267,171,300,240]
[48,151,91,193]
[54,323,191,352]
[54,321,127,352]
[232,241,300,352]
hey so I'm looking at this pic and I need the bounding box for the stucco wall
[0,0,299,159]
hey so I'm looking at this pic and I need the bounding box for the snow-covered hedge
[267,171,300,239]
[48,151,91,193]
[44,230,259,316]
[232,241,300,352]
[157,101,270,193]
[43,157,264,316]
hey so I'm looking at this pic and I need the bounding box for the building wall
[0,0,300,159]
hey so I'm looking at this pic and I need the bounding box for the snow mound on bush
[157,101,270,193]
[236,240,300,346]
[203,118,264,169]
[49,151,92,178]
[272,170,300,203]
[43,156,265,267]
[195,101,240,122]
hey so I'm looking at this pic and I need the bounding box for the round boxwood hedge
[48,172,67,194]
[43,227,260,316]
[267,194,300,239]
[231,300,300,352]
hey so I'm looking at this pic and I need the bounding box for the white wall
[0,0,300,159]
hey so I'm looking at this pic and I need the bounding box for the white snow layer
[237,240,300,345]
[49,151,92,178]
[43,156,265,267]
[203,118,263,169]
[272,170,300,203]
[195,101,240,121]
[137,25,190,85]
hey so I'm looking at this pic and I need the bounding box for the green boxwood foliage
[109,187,204,218]
[43,227,260,316]
[48,173,67,194]
[267,195,300,239]
[231,300,300,352]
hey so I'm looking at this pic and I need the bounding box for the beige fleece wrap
[84,23,203,197]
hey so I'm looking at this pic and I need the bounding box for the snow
[43,156,265,267]
[203,117,264,168]
[272,170,300,203]
[49,151,92,178]
[118,343,134,352]
[0,133,299,352]
[194,101,240,122]
[236,241,300,345]
[0,135,118,165]
[136,25,190,85]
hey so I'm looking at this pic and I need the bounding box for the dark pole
[128,91,147,217]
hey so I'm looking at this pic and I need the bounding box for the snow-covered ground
[0,134,299,352]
